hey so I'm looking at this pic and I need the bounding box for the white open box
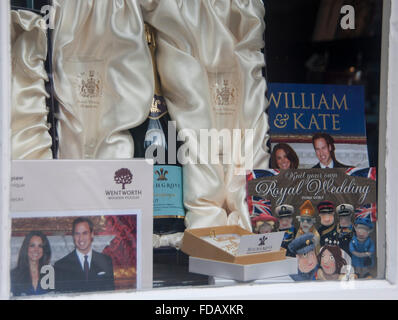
[181,225,287,264]
[189,256,297,282]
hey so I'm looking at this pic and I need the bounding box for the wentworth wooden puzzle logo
[114,168,133,190]
[105,168,141,200]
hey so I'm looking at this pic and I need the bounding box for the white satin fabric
[52,0,153,159]
[142,0,270,231]
[11,10,53,160]
[153,233,184,249]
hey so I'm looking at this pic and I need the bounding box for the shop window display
[7,0,383,298]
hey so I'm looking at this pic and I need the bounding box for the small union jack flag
[345,167,376,181]
[354,203,377,222]
[246,169,280,183]
[251,198,272,216]
[246,169,280,217]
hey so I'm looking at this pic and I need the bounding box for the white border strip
[377,0,391,281]
[385,0,398,285]
[0,1,11,300]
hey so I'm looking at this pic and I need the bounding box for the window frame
[1,0,397,299]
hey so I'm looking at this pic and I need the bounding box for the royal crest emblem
[151,98,162,114]
[79,70,102,99]
[214,80,236,106]
[155,168,169,181]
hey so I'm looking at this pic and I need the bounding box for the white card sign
[10,160,153,212]
[10,160,154,292]
[237,231,285,256]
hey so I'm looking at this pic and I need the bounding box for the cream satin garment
[223,0,270,231]
[143,0,270,231]
[52,0,153,159]
[11,10,53,160]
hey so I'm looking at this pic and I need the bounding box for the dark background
[263,0,382,168]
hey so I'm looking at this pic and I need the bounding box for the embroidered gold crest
[151,98,162,114]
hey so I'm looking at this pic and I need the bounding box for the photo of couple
[270,132,350,170]
[10,215,137,297]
